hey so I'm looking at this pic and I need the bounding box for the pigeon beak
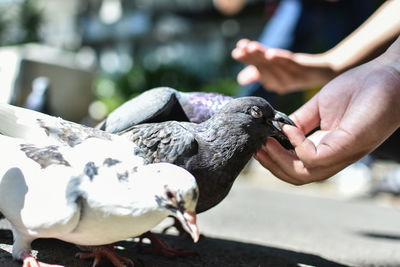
[273,111,296,130]
[267,111,296,150]
[176,210,200,243]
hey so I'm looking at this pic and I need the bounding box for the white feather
[0,103,119,147]
[0,103,58,145]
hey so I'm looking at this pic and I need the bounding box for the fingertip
[256,139,305,185]
[253,153,259,161]
[281,125,318,165]
[281,124,305,147]
[237,39,250,48]
[281,123,298,134]
[254,147,272,165]
[261,139,270,151]
[246,41,263,54]
[232,48,244,59]
[265,48,276,60]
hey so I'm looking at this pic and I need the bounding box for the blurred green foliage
[0,0,43,45]
[19,0,43,43]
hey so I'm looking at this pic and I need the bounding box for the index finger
[290,94,320,135]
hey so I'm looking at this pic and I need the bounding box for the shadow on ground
[357,230,400,241]
[0,229,347,267]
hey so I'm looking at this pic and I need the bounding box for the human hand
[232,39,338,94]
[254,39,400,184]
[213,0,246,15]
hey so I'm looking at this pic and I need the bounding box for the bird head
[139,163,200,242]
[218,97,296,149]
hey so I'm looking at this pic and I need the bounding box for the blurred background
[0,0,271,123]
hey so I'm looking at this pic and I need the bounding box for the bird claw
[138,232,196,258]
[22,255,64,267]
[21,250,64,267]
[76,245,134,267]
[22,256,40,267]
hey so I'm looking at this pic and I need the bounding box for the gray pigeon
[116,96,295,213]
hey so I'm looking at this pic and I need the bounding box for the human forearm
[231,2,400,93]
[323,0,400,74]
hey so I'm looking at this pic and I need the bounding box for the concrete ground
[1,160,400,267]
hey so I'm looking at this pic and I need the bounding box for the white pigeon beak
[176,210,200,243]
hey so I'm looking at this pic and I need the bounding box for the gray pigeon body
[118,96,295,213]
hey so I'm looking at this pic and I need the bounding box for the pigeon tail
[0,103,115,147]
[0,103,58,145]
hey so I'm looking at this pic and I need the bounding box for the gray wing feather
[123,121,197,165]
[38,119,112,147]
[97,87,182,133]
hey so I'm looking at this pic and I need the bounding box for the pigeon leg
[161,217,188,237]
[21,251,63,267]
[76,245,134,267]
[138,231,195,257]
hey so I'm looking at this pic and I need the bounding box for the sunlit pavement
[1,159,400,266]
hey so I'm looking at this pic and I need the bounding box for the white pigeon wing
[0,136,81,238]
[0,103,55,145]
[0,103,116,147]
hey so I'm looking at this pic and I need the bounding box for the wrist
[308,52,341,83]
[320,49,349,75]
[376,40,400,127]
[376,36,400,70]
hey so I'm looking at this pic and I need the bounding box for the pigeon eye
[166,190,174,199]
[250,106,263,119]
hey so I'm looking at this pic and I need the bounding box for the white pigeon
[0,103,203,259]
[0,133,199,267]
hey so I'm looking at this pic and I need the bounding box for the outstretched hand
[254,39,400,184]
[232,39,337,94]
